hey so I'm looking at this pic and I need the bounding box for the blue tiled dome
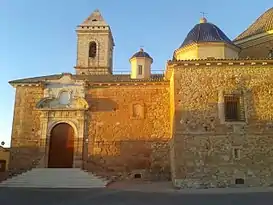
[180,19,235,48]
[130,48,153,61]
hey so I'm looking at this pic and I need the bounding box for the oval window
[59,91,70,105]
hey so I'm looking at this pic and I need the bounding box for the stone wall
[85,84,171,180]
[9,85,45,174]
[170,63,273,188]
[76,31,113,75]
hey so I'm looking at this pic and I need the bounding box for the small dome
[180,20,235,49]
[235,7,273,41]
[130,48,153,62]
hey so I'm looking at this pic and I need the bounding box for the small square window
[235,178,244,184]
[138,65,143,75]
[134,173,142,179]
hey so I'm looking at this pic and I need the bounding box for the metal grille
[224,95,240,121]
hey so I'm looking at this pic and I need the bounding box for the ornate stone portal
[35,74,89,168]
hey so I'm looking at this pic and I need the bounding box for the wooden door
[0,160,6,172]
[48,123,74,168]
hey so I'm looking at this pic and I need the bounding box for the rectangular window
[224,95,241,121]
[138,65,143,75]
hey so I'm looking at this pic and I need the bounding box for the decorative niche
[58,91,71,105]
[130,101,145,119]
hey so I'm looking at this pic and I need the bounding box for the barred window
[224,95,242,121]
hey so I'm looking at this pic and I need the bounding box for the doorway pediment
[36,96,89,110]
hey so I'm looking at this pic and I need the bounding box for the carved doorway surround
[39,110,87,168]
[35,76,89,168]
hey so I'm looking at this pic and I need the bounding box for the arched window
[89,41,97,58]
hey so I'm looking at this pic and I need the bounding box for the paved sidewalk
[1,187,273,205]
[107,180,273,194]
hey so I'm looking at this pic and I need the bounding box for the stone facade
[7,8,273,188]
[84,83,170,180]
[8,76,171,181]
[168,60,273,188]
[9,85,44,174]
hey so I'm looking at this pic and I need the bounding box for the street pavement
[0,187,273,205]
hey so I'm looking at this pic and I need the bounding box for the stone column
[82,114,89,170]
[73,111,85,168]
[40,111,49,168]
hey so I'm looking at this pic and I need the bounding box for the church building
[7,7,273,188]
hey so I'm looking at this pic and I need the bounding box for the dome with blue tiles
[130,48,153,62]
[180,17,235,48]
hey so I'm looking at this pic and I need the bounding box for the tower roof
[79,9,108,26]
[235,7,273,41]
[180,18,235,49]
[130,48,153,62]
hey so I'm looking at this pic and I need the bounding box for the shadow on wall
[83,140,171,181]
[87,97,118,112]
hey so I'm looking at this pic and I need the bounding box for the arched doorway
[48,123,74,168]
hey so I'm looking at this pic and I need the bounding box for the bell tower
[75,9,114,75]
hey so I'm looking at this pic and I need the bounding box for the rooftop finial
[140,46,144,52]
[200,12,208,23]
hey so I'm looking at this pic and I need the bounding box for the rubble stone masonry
[8,62,273,186]
[170,63,273,188]
[9,85,44,174]
[85,84,171,180]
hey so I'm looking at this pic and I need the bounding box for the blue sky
[0,0,272,147]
